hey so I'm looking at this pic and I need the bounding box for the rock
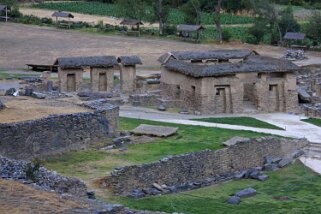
[100,145,115,150]
[87,191,96,199]
[0,100,5,110]
[152,183,163,191]
[278,157,293,168]
[223,137,250,147]
[112,136,131,145]
[131,124,178,137]
[31,92,46,99]
[24,88,33,96]
[257,174,269,181]
[272,157,282,164]
[47,80,54,91]
[130,189,145,198]
[264,156,274,165]
[298,87,311,102]
[228,196,241,205]
[194,111,201,115]
[249,171,261,179]
[263,163,279,171]
[5,88,16,96]
[234,171,247,180]
[118,148,128,152]
[235,188,257,198]
[291,150,304,159]
[158,104,167,111]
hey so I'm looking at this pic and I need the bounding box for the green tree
[117,0,146,20]
[181,0,202,25]
[305,12,321,44]
[150,0,170,35]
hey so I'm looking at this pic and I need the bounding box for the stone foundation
[104,137,308,196]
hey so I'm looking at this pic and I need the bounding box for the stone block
[235,188,257,198]
[228,196,241,205]
[131,124,178,137]
[278,158,293,168]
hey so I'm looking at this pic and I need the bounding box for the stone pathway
[120,106,321,174]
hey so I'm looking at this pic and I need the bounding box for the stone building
[118,55,142,94]
[159,49,299,114]
[55,56,118,92]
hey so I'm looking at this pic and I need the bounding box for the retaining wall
[0,108,118,160]
[105,137,308,196]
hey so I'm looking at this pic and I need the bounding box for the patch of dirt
[0,96,91,123]
[0,179,90,214]
[1,23,321,71]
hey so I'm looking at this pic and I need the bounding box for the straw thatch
[118,56,142,66]
[54,56,118,69]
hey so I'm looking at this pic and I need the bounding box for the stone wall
[58,68,84,92]
[0,110,118,160]
[104,137,308,196]
[304,104,321,118]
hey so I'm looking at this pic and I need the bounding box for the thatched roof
[158,49,258,64]
[163,55,299,78]
[52,11,74,18]
[54,56,118,69]
[177,24,205,32]
[0,4,7,12]
[118,55,142,66]
[120,19,143,26]
[284,32,305,40]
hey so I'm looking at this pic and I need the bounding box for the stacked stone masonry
[105,137,308,196]
[0,107,119,160]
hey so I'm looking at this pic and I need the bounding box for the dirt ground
[1,23,321,72]
[0,179,92,214]
[0,96,90,123]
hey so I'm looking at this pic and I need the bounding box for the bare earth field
[1,23,321,71]
[0,96,90,123]
[0,179,91,214]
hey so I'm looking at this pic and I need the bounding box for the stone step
[305,147,321,153]
[303,150,321,159]
[303,155,321,161]
[309,143,321,148]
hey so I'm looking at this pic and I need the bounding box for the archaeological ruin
[55,55,142,94]
[158,49,299,114]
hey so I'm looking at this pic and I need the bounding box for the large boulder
[235,188,257,198]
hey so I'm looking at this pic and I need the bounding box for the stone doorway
[215,87,227,113]
[269,84,280,112]
[67,73,76,92]
[99,73,107,91]
[243,83,258,113]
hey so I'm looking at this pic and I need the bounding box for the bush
[221,29,232,42]
[243,34,259,44]
[163,25,176,35]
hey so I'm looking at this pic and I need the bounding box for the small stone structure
[55,55,143,95]
[131,124,178,137]
[0,106,119,160]
[104,137,308,196]
[118,55,142,94]
[159,49,299,114]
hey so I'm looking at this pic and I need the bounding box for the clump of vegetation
[26,160,41,182]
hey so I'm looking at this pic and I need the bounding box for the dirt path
[20,7,159,28]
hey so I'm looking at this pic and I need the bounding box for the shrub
[221,29,232,42]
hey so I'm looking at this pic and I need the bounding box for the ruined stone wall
[304,105,321,118]
[105,137,308,196]
[90,67,115,93]
[120,65,136,94]
[160,68,203,111]
[58,68,84,92]
[0,111,116,160]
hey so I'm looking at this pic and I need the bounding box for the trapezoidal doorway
[67,73,76,92]
[99,73,107,91]
[214,85,232,114]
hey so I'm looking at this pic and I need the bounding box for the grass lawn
[192,117,284,130]
[302,118,321,127]
[119,162,321,214]
[43,117,268,180]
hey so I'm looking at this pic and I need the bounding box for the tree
[214,0,222,42]
[305,12,321,44]
[151,0,170,35]
[117,0,146,20]
[248,1,300,44]
[182,0,202,25]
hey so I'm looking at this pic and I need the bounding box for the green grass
[43,117,268,179]
[192,117,284,130]
[302,118,321,127]
[119,162,321,214]
[32,2,254,25]
[0,71,40,80]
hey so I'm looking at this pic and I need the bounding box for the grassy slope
[44,117,267,180]
[120,162,321,214]
[32,2,254,25]
[302,118,321,127]
[192,117,284,130]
